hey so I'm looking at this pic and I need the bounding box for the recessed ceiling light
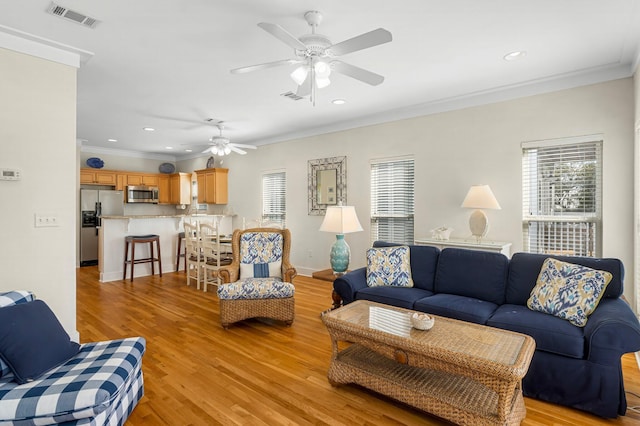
[185,149,193,153]
[165,146,173,150]
[503,51,527,61]
[143,127,155,132]
[107,138,117,142]
[332,99,346,105]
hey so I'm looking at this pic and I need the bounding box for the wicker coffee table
[321,300,535,425]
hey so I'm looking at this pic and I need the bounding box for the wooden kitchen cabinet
[125,173,158,186]
[158,175,170,204]
[80,169,117,185]
[159,173,191,205]
[195,168,228,204]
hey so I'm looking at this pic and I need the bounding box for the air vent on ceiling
[281,91,304,101]
[46,2,99,29]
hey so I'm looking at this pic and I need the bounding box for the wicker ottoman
[217,278,295,328]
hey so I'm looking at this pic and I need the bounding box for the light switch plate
[35,214,59,227]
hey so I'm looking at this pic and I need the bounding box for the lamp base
[469,209,489,242]
[330,234,350,274]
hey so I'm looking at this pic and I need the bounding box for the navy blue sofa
[332,242,640,418]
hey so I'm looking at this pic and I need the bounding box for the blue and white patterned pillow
[239,232,284,279]
[527,258,612,327]
[366,246,413,288]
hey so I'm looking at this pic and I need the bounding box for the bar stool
[123,235,162,281]
[176,231,186,272]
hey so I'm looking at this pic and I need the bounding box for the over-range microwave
[126,185,159,203]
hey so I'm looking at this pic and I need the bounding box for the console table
[414,237,511,256]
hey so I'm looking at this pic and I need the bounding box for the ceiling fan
[231,10,392,104]
[201,124,257,156]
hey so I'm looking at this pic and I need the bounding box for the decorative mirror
[308,156,346,215]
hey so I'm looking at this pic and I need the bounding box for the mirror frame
[308,156,346,215]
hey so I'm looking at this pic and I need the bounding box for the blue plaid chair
[0,291,145,425]
[217,228,296,328]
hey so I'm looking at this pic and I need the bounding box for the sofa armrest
[584,298,640,364]
[333,267,367,306]
[283,261,297,282]
[218,262,239,284]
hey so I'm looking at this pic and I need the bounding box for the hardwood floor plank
[76,267,640,425]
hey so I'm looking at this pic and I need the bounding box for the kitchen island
[99,215,231,282]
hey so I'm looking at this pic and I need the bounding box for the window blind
[262,171,286,227]
[370,158,415,245]
[522,139,602,257]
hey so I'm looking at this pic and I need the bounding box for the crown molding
[0,24,93,67]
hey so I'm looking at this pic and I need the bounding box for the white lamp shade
[290,66,309,85]
[319,206,363,234]
[461,185,501,210]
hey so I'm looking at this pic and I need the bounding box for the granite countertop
[101,214,224,219]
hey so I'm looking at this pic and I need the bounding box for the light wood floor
[76,267,640,425]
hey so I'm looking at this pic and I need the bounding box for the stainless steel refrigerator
[80,189,124,266]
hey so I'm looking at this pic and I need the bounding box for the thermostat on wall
[0,168,21,181]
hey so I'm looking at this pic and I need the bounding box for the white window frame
[262,170,286,228]
[370,156,415,245]
[522,135,603,257]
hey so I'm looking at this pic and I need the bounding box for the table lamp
[319,205,363,275]
[461,185,501,242]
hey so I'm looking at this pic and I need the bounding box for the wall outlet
[35,214,59,227]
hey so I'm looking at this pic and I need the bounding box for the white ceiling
[2,0,640,159]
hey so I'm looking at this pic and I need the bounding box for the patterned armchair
[217,228,296,328]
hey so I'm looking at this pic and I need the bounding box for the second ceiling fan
[201,124,257,156]
[231,10,393,104]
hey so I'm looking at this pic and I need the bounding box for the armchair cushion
[239,232,284,279]
[0,300,80,384]
[218,278,294,300]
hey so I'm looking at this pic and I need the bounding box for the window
[370,157,415,245]
[522,136,602,257]
[262,171,286,227]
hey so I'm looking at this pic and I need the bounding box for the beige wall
[220,78,636,304]
[81,78,637,307]
[0,47,78,337]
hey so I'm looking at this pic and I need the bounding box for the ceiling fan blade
[258,22,307,51]
[231,58,301,74]
[230,143,257,149]
[228,145,247,155]
[331,60,385,86]
[201,147,213,154]
[329,28,392,56]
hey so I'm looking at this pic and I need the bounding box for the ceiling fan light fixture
[291,66,309,85]
[314,60,331,78]
[224,146,231,155]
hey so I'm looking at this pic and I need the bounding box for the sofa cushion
[488,304,584,359]
[0,300,80,384]
[356,286,433,309]
[0,337,145,424]
[434,248,509,305]
[527,258,612,327]
[507,252,624,305]
[414,294,499,324]
[366,246,413,287]
[373,242,439,291]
